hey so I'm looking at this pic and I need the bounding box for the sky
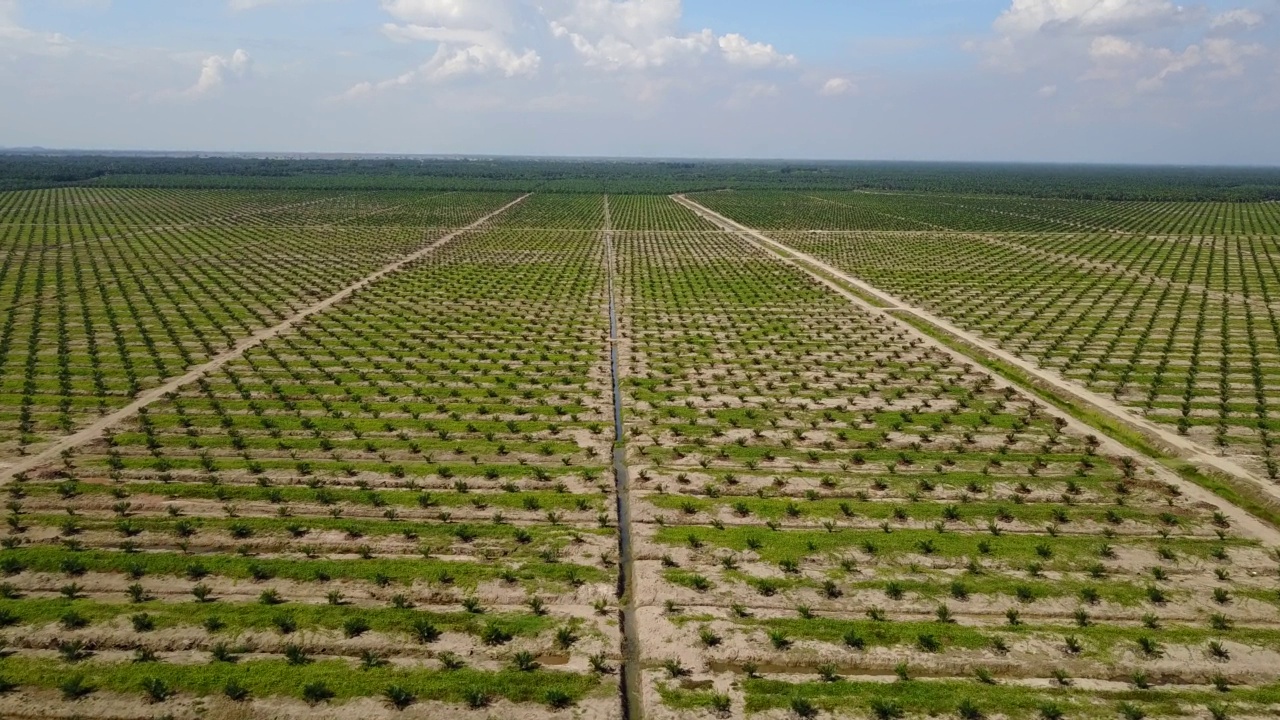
[1,0,1278,164]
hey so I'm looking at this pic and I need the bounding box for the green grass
[743,676,1280,717]
[663,568,715,592]
[749,615,1280,654]
[654,525,1248,565]
[0,547,606,588]
[836,575,1175,607]
[0,596,562,638]
[649,494,1162,527]
[0,655,606,706]
[20,513,606,548]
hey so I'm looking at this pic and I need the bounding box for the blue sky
[2,0,1278,164]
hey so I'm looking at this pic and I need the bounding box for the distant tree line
[1,153,1279,200]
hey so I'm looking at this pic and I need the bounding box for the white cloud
[346,0,539,96]
[547,0,682,42]
[819,77,854,96]
[185,48,251,97]
[1082,34,1266,90]
[994,0,1189,35]
[382,0,515,30]
[717,33,795,68]
[341,41,538,100]
[1210,8,1264,30]
[977,1,1270,98]
[0,0,73,50]
[550,22,714,69]
[547,0,795,72]
[547,0,710,71]
[344,0,804,102]
[1089,34,1143,61]
[1037,83,1058,96]
[1135,45,1204,89]
[1200,36,1265,75]
[423,42,539,80]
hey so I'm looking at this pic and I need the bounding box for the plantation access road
[674,193,1280,543]
[0,193,531,484]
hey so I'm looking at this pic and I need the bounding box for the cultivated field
[687,192,1280,503]
[0,188,521,457]
[0,185,1278,719]
[628,197,1280,720]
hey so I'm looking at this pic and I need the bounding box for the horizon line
[3,147,1280,171]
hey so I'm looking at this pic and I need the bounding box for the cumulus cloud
[546,0,684,49]
[819,77,854,96]
[382,0,515,29]
[976,0,1270,97]
[343,0,802,101]
[547,0,795,71]
[1198,36,1266,75]
[550,22,714,70]
[185,48,251,97]
[1083,33,1265,90]
[717,33,795,68]
[1133,43,1210,89]
[1089,34,1144,61]
[421,43,539,79]
[343,0,539,97]
[1210,8,1264,30]
[344,42,538,99]
[994,0,1189,36]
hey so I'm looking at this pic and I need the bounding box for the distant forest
[2,153,1280,200]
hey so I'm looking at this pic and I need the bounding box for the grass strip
[0,597,559,638]
[0,547,605,587]
[654,525,1249,565]
[0,655,605,706]
[744,676,1279,717]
